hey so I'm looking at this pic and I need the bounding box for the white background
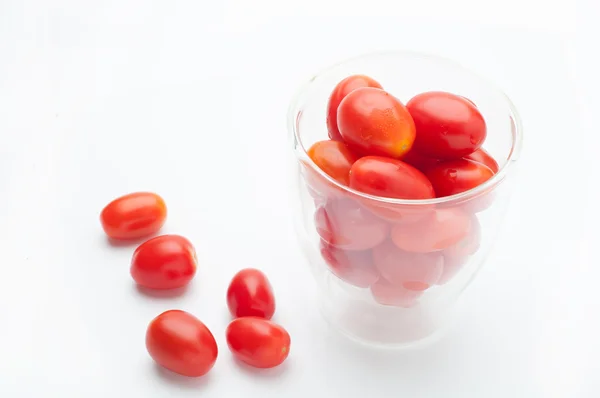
[0,0,598,397]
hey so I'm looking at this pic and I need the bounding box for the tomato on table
[227,268,276,319]
[425,159,494,197]
[391,208,472,253]
[315,199,389,251]
[130,235,197,290]
[407,91,486,159]
[146,310,218,377]
[372,240,443,291]
[226,317,291,369]
[337,87,416,158]
[326,75,383,142]
[320,240,379,288]
[370,279,423,308]
[100,192,167,240]
[465,148,499,173]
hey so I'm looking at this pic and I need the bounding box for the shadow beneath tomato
[135,284,190,298]
[233,357,290,378]
[153,363,213,389]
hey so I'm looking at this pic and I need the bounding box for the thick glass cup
[288,51,523,348]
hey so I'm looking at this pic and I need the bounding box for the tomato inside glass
[425,159,494,197]
[320,240,379,288]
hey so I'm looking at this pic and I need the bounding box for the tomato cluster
[100,193,289,378]
[305,75,500,306]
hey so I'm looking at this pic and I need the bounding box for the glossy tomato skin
[465,148,499,173]
[391,208,472,253]
[307,140,359,186]
[337,87,416,158]
[146,310,218,377]
[227,268,275,319]
[400,149,440,173]
[327,75,383,142]
[100,192,167,240]
[349,156,435,200]
[131,235,197,290]
[226,317,291,369]
[372,240,443,291]
[407,91,487,159]
[425,159,494,197]
[314,199,389,251]
[320,240,379,288]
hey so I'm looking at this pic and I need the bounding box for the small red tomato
[305,140,359,200]
[314,199,389,251]
[100,192,167,240]
[326,75,383,142]
[146,310,218,377]
[370,279,423,308]
[437,254,469,285]
[425,159,494,197]
[372,240,443,291]
[401,149,440,173]
[464,148,499,174]
[349,156,435,200]
[391,208,472,253]
[320,240,379,288]
[227,268,275,319]
[131,235,197,290]
[407,91,486,159]
[337,87,416,158]
[443,215,481,258]
[226,317,291,369]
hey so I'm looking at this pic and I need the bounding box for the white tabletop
[1,2,597,397]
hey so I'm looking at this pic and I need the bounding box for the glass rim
[287,49,523,206]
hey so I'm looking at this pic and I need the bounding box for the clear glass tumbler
[287,51,523,348]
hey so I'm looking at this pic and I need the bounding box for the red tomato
[407,91,487,159]
[326,75,383,142]
[425,159,494,197]
[130,235,197,290]
[349,156,435,200]
[146,310,218,377]
[370,279,423,308]
[307,140,359,186]
[314,199,389,251]
[372,240,443,291]
[227,268,275,319]
[464,148,499,173]
[391,208,472,253]
[320,240,379,288]
[443,215,481,258]
[337,87,416,158]
[437,254,468,285]
[401,149,440,172]
[100,192,167,240]
[226,317,290,369]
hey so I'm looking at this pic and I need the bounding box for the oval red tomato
[370,279,423,308]
[227,268,275,319]
[337,87,416,158]
[326,75,383,142]
[130,235,197,290]
[391,208,472,253]
[443,215,481,258]
[464,148,499,173]
[314,199,389,251]
[349,156,435,200]
[400,149,440,173]
[100,192,167,240]
[425,159,494,197]
[407,91,486,159]
[320,240,379,288]
[226,317,291,369]
[307,140,359,186]
[146,310,218,377]
[372,240,443,291]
